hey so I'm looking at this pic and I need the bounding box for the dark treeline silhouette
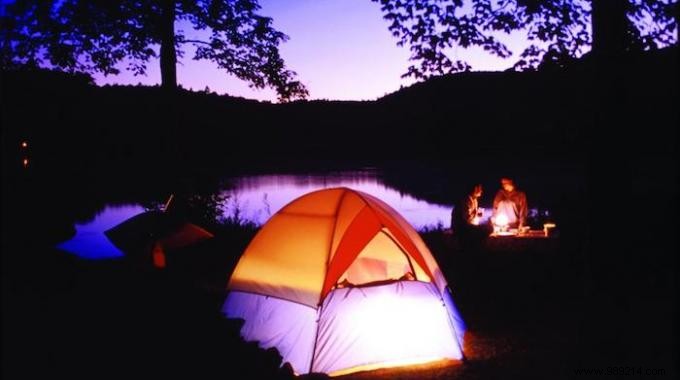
[1,47,675,172]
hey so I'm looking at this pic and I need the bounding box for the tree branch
[492,0,512,15]
[181,39,211,45]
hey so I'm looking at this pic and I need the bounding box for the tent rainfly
[222,188,465,376]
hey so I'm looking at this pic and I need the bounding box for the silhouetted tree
[373,0,677,78]
[0,0,308,101]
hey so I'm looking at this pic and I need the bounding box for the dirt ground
[2,225,675,380]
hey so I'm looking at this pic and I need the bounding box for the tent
[222,188,465,376]
[104,210,213,268]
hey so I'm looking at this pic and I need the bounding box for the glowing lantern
[22,158,29,168]
[491,213,511,235]
[495,213,509,227]
[21,141,28,148]
[543,223,556,236]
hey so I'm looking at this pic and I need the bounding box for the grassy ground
[2,213,675,379]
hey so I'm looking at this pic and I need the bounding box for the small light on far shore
[22,158,29,168]
[21,141,28,148]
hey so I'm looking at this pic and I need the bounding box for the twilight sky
[92,0,532,102]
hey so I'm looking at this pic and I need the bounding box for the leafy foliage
[372,0,677,78]
[0,0,307,101]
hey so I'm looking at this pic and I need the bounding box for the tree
[372,0,678,79]
[0,0,308,101]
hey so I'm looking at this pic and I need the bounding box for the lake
[220,170,460,229]
[57,169,550,259]
[55,170,464,259]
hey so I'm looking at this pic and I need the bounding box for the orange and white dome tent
[222,188,465,375]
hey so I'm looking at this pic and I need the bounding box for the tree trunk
[590,0,630,57]
[676,1,680,40]
[160,0,177,89]
[586,2,634,353]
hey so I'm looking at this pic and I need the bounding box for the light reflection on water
[57,204,146,259]
[221,172,456,230]
[57,171,511,259]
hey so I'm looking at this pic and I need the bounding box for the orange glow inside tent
[227,187,444,307]
[223,187,466,375]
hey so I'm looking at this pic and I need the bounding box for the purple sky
[93,0,532,102]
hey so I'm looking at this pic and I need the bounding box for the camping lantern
[493,213,509,233]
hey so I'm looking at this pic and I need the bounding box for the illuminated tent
[222,188,465,375]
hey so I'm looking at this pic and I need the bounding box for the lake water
[57,204,146,259]
[221,171,461,229]
[57,170,500,259]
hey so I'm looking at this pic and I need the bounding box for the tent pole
[442,286,467,362]
[163,193,175,212]
[308,304,324,373]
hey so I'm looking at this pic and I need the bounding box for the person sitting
[492,177,528,232]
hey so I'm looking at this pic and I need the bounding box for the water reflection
[54,171,549,259]
[222,172,456,230]
[57,204,145,259]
